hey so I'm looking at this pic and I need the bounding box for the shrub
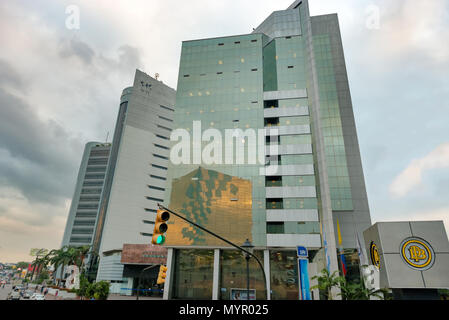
[85,283,96,299]
[75,274,90,299]
[92,281,110,300]
[74,273,110,300]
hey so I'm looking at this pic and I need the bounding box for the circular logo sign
[400,237,435,271]
[370,241,380,269]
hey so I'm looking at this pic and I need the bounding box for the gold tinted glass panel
[165,167,253,246]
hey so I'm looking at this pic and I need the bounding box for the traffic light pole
[157,204,268,299]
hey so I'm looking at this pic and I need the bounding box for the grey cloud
[117,45,144,72]
[0,59,26,90]
[58,37,96,65]
[57,36,144,77]
[0,66,84,204]
[98,45,144,75]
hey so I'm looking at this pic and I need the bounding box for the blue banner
[298,259,311,300]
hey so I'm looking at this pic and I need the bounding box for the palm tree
[311,268,345,300]
[31,257,46,282]
[34,249,58,283]
[49,246,70,286]
[338,277,387,300]
[73,245,91,272]
[29,248,48,281]
[52,245,92,286]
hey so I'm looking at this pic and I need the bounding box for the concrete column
[212,249,220,300]
[308,262,319,300]
[163,248,174,300]
[264,249,271,300]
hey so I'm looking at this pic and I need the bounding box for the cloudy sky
[0,0,448,263]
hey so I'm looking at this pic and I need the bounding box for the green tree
[15,261,29,270]
[93,281,110,300]
[36,269,50,284]
[338,278,386,300]
[73,245,91,272]
[49,246,70,285]
[29,248,48,281]
[47,245,92,287]
[311,268,345,300]
[75,273,90,300]
[35,249,58,282]
[85,282,96,299]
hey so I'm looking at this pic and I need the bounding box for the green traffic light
[157,235,166,244]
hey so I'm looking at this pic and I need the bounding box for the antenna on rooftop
[105,131,109,143]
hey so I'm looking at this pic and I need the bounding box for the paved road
[0,283,46,300]
[1,284,163,300]
[0,284,13,300]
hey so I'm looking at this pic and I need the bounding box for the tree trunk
[29,262,37,281]
[35,263,44,282]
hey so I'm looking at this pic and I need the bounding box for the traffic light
[157,265,167,285]
[152,209,170,245]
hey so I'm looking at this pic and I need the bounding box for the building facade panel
[266,209,319,222]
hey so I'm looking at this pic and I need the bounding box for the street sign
[297,246,311,300]
[297,246,308,258]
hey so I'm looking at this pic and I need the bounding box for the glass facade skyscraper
[162,0,371,300]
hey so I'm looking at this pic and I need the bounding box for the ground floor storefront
[162,247,327,300]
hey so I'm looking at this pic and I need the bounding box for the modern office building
[89,70,176,292]
[61,142,111,248]
[162,0,371,300]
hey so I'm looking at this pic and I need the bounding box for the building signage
[297,246,308,258]
[370,241,380,269]
[364,221,449,289]
[400,237,435,271]
[121,244,168,265]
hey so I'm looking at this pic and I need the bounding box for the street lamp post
[241,239,254,301]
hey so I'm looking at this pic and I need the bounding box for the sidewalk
[44,293,67,300]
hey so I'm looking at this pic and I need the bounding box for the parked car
[22,290,34,299]
[7,290,21,300]
[30,293,45,300]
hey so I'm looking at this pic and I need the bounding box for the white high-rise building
[90,70,176,291]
